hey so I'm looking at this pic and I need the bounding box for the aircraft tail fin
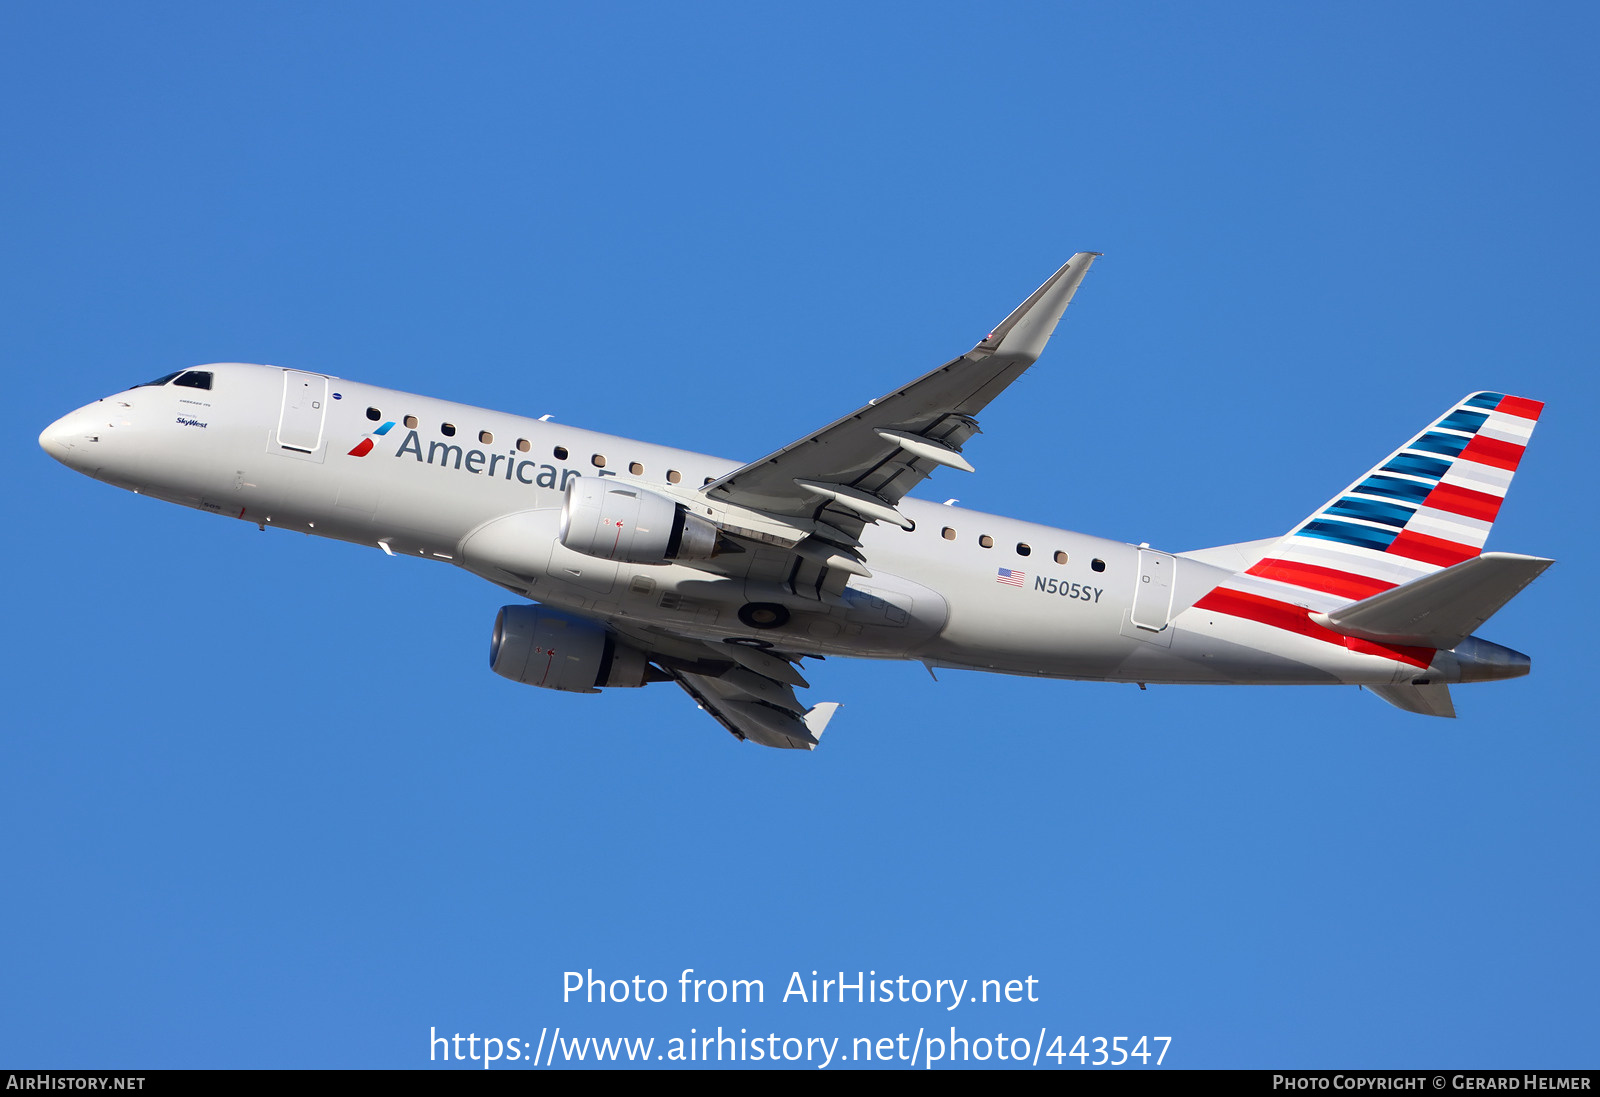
[1239,392,1543,605]
[1367,681,1456,718]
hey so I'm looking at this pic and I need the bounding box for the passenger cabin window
[554,446,569,460]
[404,415,418,428]
[942,527,956,540]
[1016,542,1031,556]
[1054,551,1069,565]
[1091,558,1106,572]
[592,454,607,468]
[366,407,382,421]
[173,371,213,390]
[629,461,644,475]
[666,470,682,484]
[441,423,456,437]
[979,535,994,548]
[479,430,493,444]
[517,439,531,453]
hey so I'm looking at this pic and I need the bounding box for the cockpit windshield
[132,369,214,390]
[133,370,184,388]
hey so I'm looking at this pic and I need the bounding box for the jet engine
[489,605,652,692]
[559,478,718,564]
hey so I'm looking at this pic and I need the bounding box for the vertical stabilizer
[1190,393,1545,676]
[1237,392,1542,605]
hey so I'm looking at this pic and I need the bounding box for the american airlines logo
[348,421,395,457]
[376,428,584,492]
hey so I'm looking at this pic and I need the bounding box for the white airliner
[40,255,1550,748]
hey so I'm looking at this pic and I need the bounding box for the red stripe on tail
[1246,559,1396,600]
[1458,434,1524,471]
[1387,529,1477,567]
[1423,482,1503,523]
[1495,395,1544,421]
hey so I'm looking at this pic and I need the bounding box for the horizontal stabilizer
[1368,682,1457,718]
[1312,552,1553,650]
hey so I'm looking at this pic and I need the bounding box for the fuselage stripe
[1194,587,1435,668]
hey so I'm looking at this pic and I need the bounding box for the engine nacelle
[559,478,718,564]
[490,605,651,692]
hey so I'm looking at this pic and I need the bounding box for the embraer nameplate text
[41,255,1550,748]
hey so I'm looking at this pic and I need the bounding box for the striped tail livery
[1193,392,1550,716]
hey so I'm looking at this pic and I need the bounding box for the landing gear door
[1131,548,1176,632]
[277,371,328,454]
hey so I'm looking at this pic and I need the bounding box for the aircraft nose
[39,405,106,470]
[39,415,73,460]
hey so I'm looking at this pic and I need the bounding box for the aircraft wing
[701,254,1100,547]
[603,620,839,749]
[671,668,840,750]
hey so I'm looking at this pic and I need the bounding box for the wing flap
[640,630,836,750]
[721,642,811,688]
[673,667,840,750]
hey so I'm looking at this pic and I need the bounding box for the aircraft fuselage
[41,362,1521,696]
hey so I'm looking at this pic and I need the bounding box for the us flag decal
[997,568,1025,587]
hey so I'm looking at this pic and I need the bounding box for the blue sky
[5,2,1596,1070]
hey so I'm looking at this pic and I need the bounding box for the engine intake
[490,605,651,692]
[559,478,718,564]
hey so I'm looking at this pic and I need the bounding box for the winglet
[979,252,1100,362]
[802,702,841,745]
